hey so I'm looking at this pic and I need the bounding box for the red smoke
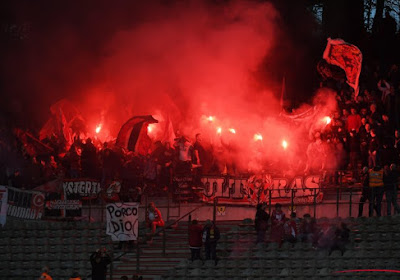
[21,1,335,174]
[67,1,338,174]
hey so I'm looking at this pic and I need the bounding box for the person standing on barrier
[369,165,384,216]
[202,220,220,265]
[255,202,270,244]
[358,167,371,217]
[384,164,400,216]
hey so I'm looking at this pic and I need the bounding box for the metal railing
[263,185,400,219]
[108,198,216,277]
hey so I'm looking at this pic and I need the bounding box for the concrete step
[118,263,180,270]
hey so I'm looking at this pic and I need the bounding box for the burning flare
[207,116,215,122]
[229,128,236,134]
[282,140,288,150]
[147,124,155,134]
[324,116,332,125]
[217,127,222,134]
[95,124,102,134]
[254,133,263,141]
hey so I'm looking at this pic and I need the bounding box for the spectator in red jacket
[346,107,362,132]
[146,202,165,237]
[189,219,203,261]
[270,203,286,243]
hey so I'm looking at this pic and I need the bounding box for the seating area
[110,221,235,279]
[0,218,112,280]
[161,216,400,280]
[2,215,400,279]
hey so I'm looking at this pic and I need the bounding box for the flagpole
[280,75,286,111]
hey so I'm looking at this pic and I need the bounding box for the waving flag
[323,38,362,97]
[116,115,158,155]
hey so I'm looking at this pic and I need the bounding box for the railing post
[349,189,353,217]
[290,189,295,214]
[101,199,104,223]
[188,213,192,245]
[313,188,317,219]
[213,197,217,224]
[89,196,92,222]
[136,239,140,275]
[110,257,113,280]
[269,189,272,215]
[162,228,166,256]
[145,194,148,214]
[167,193,170,222]
[336,187,340,217]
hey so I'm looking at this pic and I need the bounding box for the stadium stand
[2,215,400,279]
[0,218,112,280]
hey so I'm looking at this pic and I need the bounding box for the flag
[161,116,176,145]
[116,115,158,155]
[14,128,54,156]
[33,179,63,193]
[40,99,86,143]
[58,108,73,149]
[323,38,363,97]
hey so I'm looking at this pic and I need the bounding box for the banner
[63,179,101,199]
[106,202,139,241]
[7,187,45,219]
[0,186,8,226]
[323,38,362,96]
[198,174,323,206]
[45,200,82,210]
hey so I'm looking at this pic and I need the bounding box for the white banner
[106,202,139,241]
[0,186,8,226]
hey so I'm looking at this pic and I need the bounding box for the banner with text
[45,200,82,210]
[0,186,8,226]
[199,174,323,205]
[63,179,101,200]
[7,186,45,219]
[106,202,139,241]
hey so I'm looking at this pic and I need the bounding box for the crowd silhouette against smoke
[1,1,400,194]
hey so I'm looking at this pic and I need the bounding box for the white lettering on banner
[63,180,101,197]
[106,203,139,242]
[200,175,322,204]
[46,200,82,210]
[7,204,42,219]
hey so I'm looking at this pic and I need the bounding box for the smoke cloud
[1,1,334,174]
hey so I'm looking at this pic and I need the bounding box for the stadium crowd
[0,62,400,197]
